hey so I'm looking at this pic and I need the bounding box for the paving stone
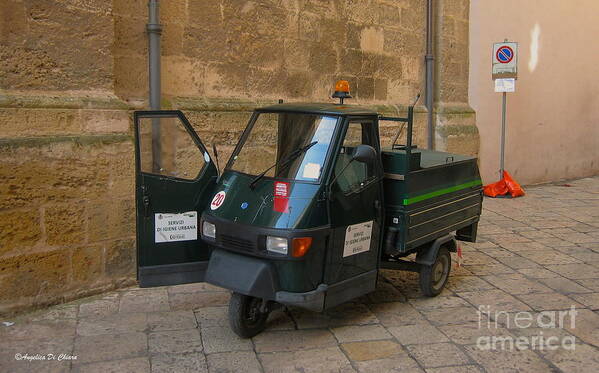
[537,276,593,293]
[120,288,170,313]
[458,252,498,265]
[420,306,480,326]
[169,291,230,310]
[519,230,556,239]
[532,237,579,247]
[194,306,228,327]
[0,319,76,342]
[545,263,599,280]
[206,351,261,373]
[147,310,197,331]
[0,337,74,373]
[201,325,252,353]
[341,339,404,361]
[253,329,337,353]
[485,273,553,294]
[151,352,208,373]
[517,292,583,311]
[518,250,582,265]
[74,332,147,364]
[542,342,599,372]
[445,276,495,292]
[367,302,428,327]
[570,293,599,310]
[388,322,449,345]
[361,280,406,303]
[509,326,580,348]
[562,248,599,263]
[326,323,391,343]
[425,366,484,373]
[464,344,555,373]
[259,346,355,373]
[265,308,296,330]
[457,289,532,313]
[354,356,423,373]
[487,234,532,245]
[167,282,225,294]
[406,342,470,368]
[408,295,470,311]
[149,329,203,354]
[77,312,147,336]
[483,248,517,258]
[451,262,474,277]
[291,303,378,329]
[79,299,119,318]
[552,232,598,244]
[516,267,559,278]
[438,322,514,345]
[463,263,515,276]
[29,304,79,322]
[72,357,150,373]
[492,310,578,330]
[576,279,599,292]
[495,256,542,269]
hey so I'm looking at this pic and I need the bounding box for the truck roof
[257,103,379,117]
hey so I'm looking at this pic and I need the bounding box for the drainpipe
[147,0,162,110]
[147,0,162,172]
[425,0,434,149]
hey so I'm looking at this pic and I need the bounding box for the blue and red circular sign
[496,46,514,63]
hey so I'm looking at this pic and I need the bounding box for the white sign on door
[155,211,198,243]
[343,221,373,257]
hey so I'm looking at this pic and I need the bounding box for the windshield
[228,112,338,182]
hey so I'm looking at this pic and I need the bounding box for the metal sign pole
[492,39,517,181]
[499,92,506,179]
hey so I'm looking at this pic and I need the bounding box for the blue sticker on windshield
[240,202,248,210]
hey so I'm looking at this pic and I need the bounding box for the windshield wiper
[249,141,318,189]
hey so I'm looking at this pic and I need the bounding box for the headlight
[202,221,216,239]
[266,236,288,254]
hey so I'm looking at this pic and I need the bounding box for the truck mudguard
[415,234,457,266]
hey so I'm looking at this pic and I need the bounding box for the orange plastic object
[334,80,350,93]
[483,171,525,198]
[292,237,312,257]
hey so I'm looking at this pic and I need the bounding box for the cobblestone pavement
[2,177,599,373]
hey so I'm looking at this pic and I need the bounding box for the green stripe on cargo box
[402,179,482,205]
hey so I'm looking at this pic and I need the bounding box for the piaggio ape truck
[134,81,483,337]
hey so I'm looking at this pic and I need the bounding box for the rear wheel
[228,292,269,338]
[419,246,451,297]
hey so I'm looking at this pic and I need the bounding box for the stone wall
[0,0,477,315]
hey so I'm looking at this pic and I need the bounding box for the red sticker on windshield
[273,182,289,213]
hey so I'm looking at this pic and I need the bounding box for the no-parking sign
[492,42,518,79]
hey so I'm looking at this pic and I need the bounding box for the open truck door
[134,110,217,287]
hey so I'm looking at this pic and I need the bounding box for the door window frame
[328,117,381,195]
[134,110,215,183]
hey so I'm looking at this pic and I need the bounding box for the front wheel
[228,292,269,338]
[419,246,451,297]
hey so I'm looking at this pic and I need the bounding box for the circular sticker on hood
[210,191,226,210]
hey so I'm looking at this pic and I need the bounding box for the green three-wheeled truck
[134,82,483,337]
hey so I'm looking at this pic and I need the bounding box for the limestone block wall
[0,0,477,315]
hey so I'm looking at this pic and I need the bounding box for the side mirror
[352,144,377,163]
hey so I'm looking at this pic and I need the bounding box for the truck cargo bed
[381,148,483,255]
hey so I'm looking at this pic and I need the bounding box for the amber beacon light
[332,80,352,104]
